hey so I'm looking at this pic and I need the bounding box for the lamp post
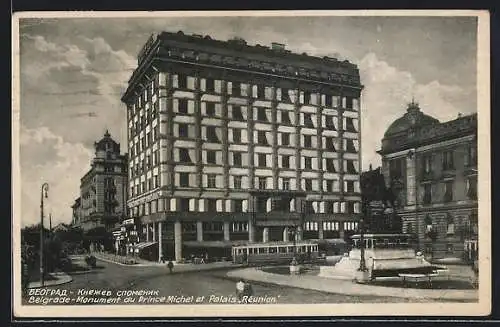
[40,182,49,287]
[359,218,366,271]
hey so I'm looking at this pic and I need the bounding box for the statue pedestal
[289,265,301,275]
[355,270,370,284]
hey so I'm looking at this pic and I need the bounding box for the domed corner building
[376,99,478,263]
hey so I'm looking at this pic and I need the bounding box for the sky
[16,14,478,227]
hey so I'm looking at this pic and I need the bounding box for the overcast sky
[17,14,478,226]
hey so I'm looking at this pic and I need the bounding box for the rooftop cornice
[122,32,362,103]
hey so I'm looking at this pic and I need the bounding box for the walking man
[167,260,174,274]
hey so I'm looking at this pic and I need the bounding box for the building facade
[71,131,129,232]
[121,31,363,262]
[377,100,478,261]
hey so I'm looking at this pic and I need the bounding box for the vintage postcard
[12,10,491,318]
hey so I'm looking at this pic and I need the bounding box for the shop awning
[134,242,158,250]
[183,240,245,248]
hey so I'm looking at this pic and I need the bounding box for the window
[179,148,191,163]
[346,181,355,193]
[442,151,455,170]
[233,176,242,189]
[258,154,267,167]
[303,113,314,128]
[303,135,312,148]
[466,145,477,167]
[444,181,453,202]
[206,102,216,116]
[282,155,290,169]
[281,111,291,125]
[233,152,242,166]
[232,82,241,96]
[258,177,267,190]
[325,115,336,130]
[325,95,332,107]
[207,150,216,164]
[345,117,357,132]
[325,137,336,151]
[257,85,265,99]
[304,157,312,169]
[282,178,290,190]
[207,199,217,212]
[206,126,220,143]
[177,74,187,89]
[347,202,355,214]
[234,200,243,212]
[346,139,357,153]
[207,174,217,188]
[389,159,403,179]
[205,78,215,92]
[345,97,353,109]
[281,133,290,146]
[178,99,188,114]
[179,172,189,187]
[303,91,311,104]
[257,131,269,145]
[233,129,241,143]
[423,184,432,204]
[325,180,335,192]
[346,160,358,174]
[304,201,314,213]
[256,107,267,121]
[446,215,455,235]
[281,88,290,102]
[232,106,243,120]
[178,123,189,138]
[467,177,477,200]
[422,154,432,174]
[325,201,334,213]
[326,159,336,173]
[304,179,312,191]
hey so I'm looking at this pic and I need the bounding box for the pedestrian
[235,279,245,300]
[167,260,174,274]
[161,255,165,264]
[204,252,209,264]
[244,281,254,297]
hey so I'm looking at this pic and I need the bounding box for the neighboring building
[121,31,363,262]
[71,131,128,232]
[377,100,478,261]
[71,197,82,226]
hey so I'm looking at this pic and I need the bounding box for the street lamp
[358,218,367,272]
[40,182,49,287]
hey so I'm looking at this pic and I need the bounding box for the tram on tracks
[231,241,320,265]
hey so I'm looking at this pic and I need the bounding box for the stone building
[71,131,128,232]
[377,100,478,261]
[120,31,363,262]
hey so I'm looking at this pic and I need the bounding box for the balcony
[419,171,435,182]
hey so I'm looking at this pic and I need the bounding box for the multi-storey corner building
[121,31,363,262]
[377,100,478,261]
[71,131,128,232]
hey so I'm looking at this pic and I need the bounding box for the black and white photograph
[12,10,491,318]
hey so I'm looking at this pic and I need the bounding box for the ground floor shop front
[114,212,361,263]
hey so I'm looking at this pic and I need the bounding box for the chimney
[458,113,463,118]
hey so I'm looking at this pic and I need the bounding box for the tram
[232,241,319,265]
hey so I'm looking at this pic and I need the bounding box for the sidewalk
[28,272,72,289]
[93,252,243,273]
[226,267,478,301]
